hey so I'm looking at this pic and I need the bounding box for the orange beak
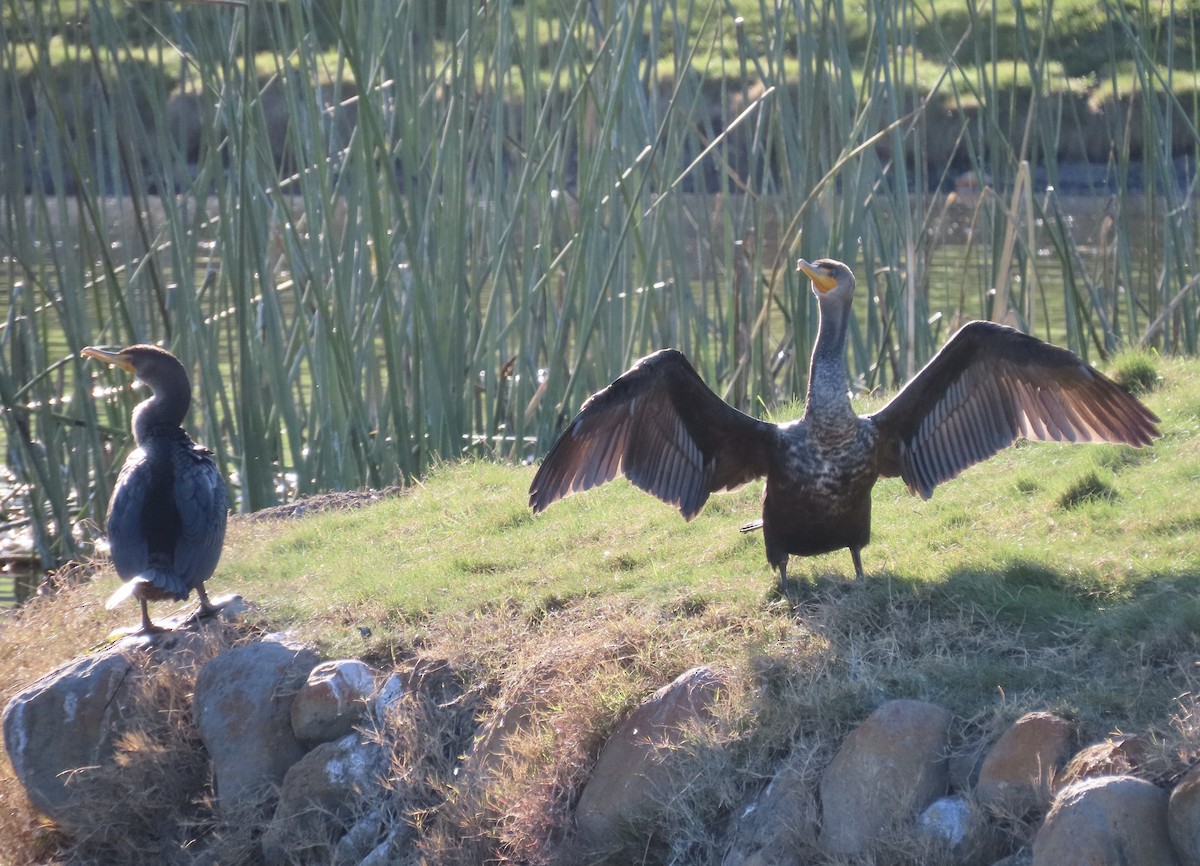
[797,259,837,293]
[81,346,135,374]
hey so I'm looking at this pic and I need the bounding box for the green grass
[72,357,1200,707]
[3,0,1199,571]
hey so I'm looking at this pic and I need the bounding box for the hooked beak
[797,259,837,294]
[81,346,135,374]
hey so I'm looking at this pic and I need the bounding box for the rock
[818,699,952,856]
[976,712,1075,817]
[1032,775,1179,866]
[2,648,137,829]
[194,639,321,811]
[291,659,377,747]
[574,666,725,854]
[462,692,547,789]
[358,828,413,866]
[1057,735,1148,789]
[1169,763,1200,865]
[372,673,405,722]
[918,795,972,849]
[333,808,387,865]
[721,740,821,866]
[260,733,387,865]
[373,658,460,726]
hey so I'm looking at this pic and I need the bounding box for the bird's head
[82,344,192,420]
[797,258,855,302]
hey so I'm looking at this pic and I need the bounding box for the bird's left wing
[869,321,1159,499]
[171,441,229,584]
[529,349,776,519]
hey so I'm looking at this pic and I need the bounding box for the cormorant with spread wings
[529,258,1159,595]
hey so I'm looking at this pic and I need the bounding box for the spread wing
[529,348,776,519]
[870,321,1160,499]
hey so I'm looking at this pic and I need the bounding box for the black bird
[82,345,228,632]
[528,258,1160,595]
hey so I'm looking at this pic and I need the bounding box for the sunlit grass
[127,357,1190,651]
[1,0,1198,574]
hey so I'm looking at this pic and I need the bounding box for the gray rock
[818,699,952,856]
[2,648,136,828]
[194,639,320,811]
[992,850,1034,866]
[1033,775,1179,866]
[333,808,386,865]
[574,666,725,855]
[358,828,413,866]
[1057,735,1147,790]
[462,692,546,789]
[918,795,972,849]
[291,659,377,747]
[261,733,387,865]
[372,673,405,722]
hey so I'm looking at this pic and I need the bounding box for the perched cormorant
[82,345,228,632]
[528,258,1160,594]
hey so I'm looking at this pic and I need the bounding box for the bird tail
[739,519,764,534]
[105,572,190,609]
[106,578,146,609]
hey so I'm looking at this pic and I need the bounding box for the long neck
[130,382,189,444]
[804,295,854,425]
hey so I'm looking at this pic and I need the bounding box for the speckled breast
[761,419,880,558]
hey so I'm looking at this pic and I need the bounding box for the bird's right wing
[529,349,776,519]
[106,448,152,579]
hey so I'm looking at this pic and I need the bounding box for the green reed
[0,0,1196,571]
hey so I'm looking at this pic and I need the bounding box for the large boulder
[976,712,1075,817]
[574,666,725,855]
[2,648,137,829]
[260,732,388,865]
[1032,775,1179,866]
[290,659,377,747]
[818,699,952,855]
[194,638,321,811]
[3,630,219,841]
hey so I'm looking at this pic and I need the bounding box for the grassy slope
[2,355,1199,862]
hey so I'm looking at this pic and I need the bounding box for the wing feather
[871,321,1159,499]
[530,349,775,519]
[171,441,228,590]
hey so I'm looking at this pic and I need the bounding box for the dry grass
[4,573,1200,864]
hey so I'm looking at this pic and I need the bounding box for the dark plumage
[529,258,1160,594]
[82,344,228,632]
